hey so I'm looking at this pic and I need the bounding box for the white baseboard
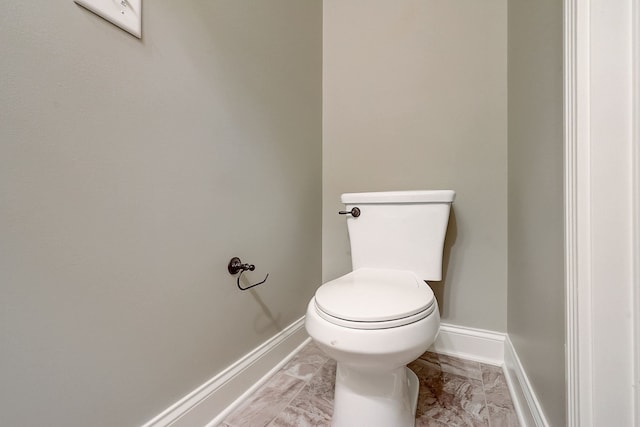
[503,336,550,427]
[430,322,506,366]
[432,325,550,426]
[141,317,309,427]
[142,319,548,427]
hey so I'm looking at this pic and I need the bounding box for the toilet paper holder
[228,257,269,291]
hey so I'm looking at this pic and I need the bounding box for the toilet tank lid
[341,190,455,204]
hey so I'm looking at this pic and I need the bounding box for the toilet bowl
[305,268,440,427]
[305,190,455,427]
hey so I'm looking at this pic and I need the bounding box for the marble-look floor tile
[410,359,489,426]
[481,364,511,403]
[223,342,520,427]
[418,351,483,381]
[268,359,335,427]
[281,341,329,381]
[486,403,520,427]
[287,359,336,417]
[480,364,520,427]
[268,404,332,427]
[222,371,305,427]
[415,416,458,426]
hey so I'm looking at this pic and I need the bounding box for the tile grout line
[266,357,329,426]
[265,377,307,427]
[224,357,317,427]
[479,364,493,427]
[265,375,309,426]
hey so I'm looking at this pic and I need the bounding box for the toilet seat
[314,268,436,330]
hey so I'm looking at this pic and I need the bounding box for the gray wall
[0,2,322,426]
[323,0,508,331]
[507,0,565,425]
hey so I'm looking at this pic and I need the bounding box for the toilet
[305,190,455,427]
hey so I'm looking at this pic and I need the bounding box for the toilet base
[331,364,419,427]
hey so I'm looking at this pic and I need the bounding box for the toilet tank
[341,190,455,281]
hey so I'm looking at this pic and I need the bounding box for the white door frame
[634,0,640,423]
[564,0,639,426]
[564,0,592,423]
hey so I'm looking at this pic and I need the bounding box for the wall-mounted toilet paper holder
[228,257,269,291]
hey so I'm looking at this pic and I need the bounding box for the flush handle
[338,207,361,217]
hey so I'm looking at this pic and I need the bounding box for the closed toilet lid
[314,268,435,323]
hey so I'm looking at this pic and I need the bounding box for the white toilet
[305,190,455,427]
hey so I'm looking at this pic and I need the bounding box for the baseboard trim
[503,336,550,427]
[141,317,309,427]
[430,322,506,366]
[143,320,548,427]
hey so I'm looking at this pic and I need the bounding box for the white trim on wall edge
[633,0,640,422]
[430,322,506,366]
[564,0,594,425]
[141,317,309,427]
[503,336,550,427]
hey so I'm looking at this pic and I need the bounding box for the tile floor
[221,342,520,427]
